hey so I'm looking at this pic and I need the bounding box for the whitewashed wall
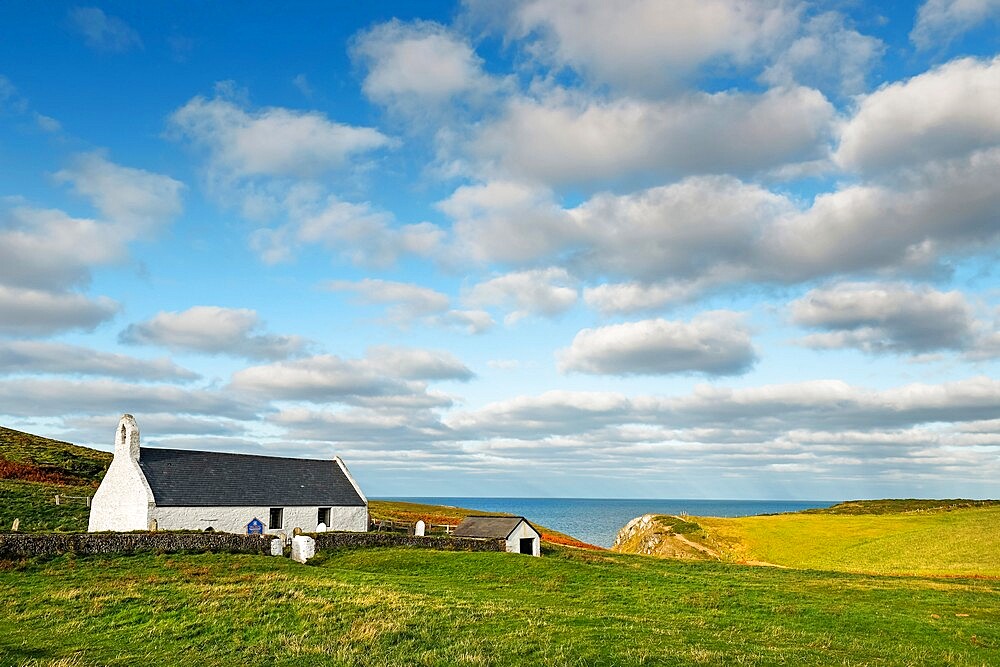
[89,415,154,532]
[505,521,541,556]
[151,504,368,534]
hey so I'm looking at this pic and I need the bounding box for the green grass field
[3,547,999,666]
[697,505,1000,577]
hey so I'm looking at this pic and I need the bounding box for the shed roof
[138,448,366,507]
[453,516,539,539]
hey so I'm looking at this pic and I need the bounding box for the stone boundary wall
[0,531,506,558]
[0,532,271,558]
[311,531,506,552]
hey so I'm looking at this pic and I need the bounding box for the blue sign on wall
[247,518,264,535]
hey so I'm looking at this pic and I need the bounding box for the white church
[89,414,369,535]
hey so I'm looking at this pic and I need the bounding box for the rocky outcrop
[611,514,720,560]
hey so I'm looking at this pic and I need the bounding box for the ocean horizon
[381,497,839,548]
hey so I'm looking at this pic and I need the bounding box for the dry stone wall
[0,532,271,558]
[0,531,505,558]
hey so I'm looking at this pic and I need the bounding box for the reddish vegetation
[0,457,90,486]
[540,531,603,551]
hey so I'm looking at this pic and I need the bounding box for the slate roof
[453,516,539,539]
[138,448,366,507]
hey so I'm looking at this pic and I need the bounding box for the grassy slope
[697,503,1000,577]
[2,548,998,666]
[0,427,110,532]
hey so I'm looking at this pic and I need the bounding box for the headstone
[270,538,284,557]
[292,526,303,537]
[316,522,327,533]
[291,535,315,563]
[414,520,425,537]
[11,519,19,532]
[148,519,158,532]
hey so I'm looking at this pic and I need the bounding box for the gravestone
[414,520,425,537]
[270,538,284,557]
[316,522,327,533]
[148,519,157,532]
[292,526,303,537]
[291,535,315,563]
[11,519,19,532]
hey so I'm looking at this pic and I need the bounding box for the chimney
[115,414,140,461]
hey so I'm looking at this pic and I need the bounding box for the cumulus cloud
[760,12,884,96]
[0,340,197,381]
[473,86,835,187]
[559,311,757,376]
[353,20,495,113]
[448,376,1000,439]
[169,88,392,180]
[439,181,578,264]
[324,278,493,333]
[791,282,976,354]
[326,278,449,319]
[835,56,1000,173]
[68,7,142,53]
[230,349,459,407]
[469,0,798,93]
[119,306,308,360]
[0,378,258,420]
[364,345,475,381]
[54,151,184,228]
[0,285,118,336]
[464,268,577,324]
[911,0,1000,49]
[0,206,121,291]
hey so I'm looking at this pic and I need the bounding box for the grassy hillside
[697,505,1000,577]
[3,547,999,666]
[0,426,110,532]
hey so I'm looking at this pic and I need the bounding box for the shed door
[519,538,534,555]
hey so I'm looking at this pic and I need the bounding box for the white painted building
[453,516,541,556]
[89,414,368,534]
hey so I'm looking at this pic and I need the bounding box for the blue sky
[2,1,1000,499]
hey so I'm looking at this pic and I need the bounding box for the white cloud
[433,309,495,335]
[119,306,308,360]
[365,345,475,381]
[470,0,798,93]
[582,282,706,315]
[0,378,258,420]
[464,268,577,324]
[791,282,976,354]
[230,351,455,407]
[0,340,197,381]
[911,0,1000,49]
[0,205,121,291]
[353,20,494,111]
[68,7,142,53]
[326,278,450,319]
[835,56,1000,173]
[169,89,392,179]
[473,86,835,187]
[0,285,118,336]
[558,311,757,376]
[760,12,884,96]
[440,180,578,264]
[55,151,184,228]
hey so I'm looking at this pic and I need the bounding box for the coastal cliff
[611,514,721,560]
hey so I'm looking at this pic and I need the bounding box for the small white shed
[453,516,541,556]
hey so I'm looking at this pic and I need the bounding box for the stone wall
[312,531,506,552]
[0,531,505,558]
[0,532,272,558]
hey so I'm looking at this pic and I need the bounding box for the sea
[382,497,838,548]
